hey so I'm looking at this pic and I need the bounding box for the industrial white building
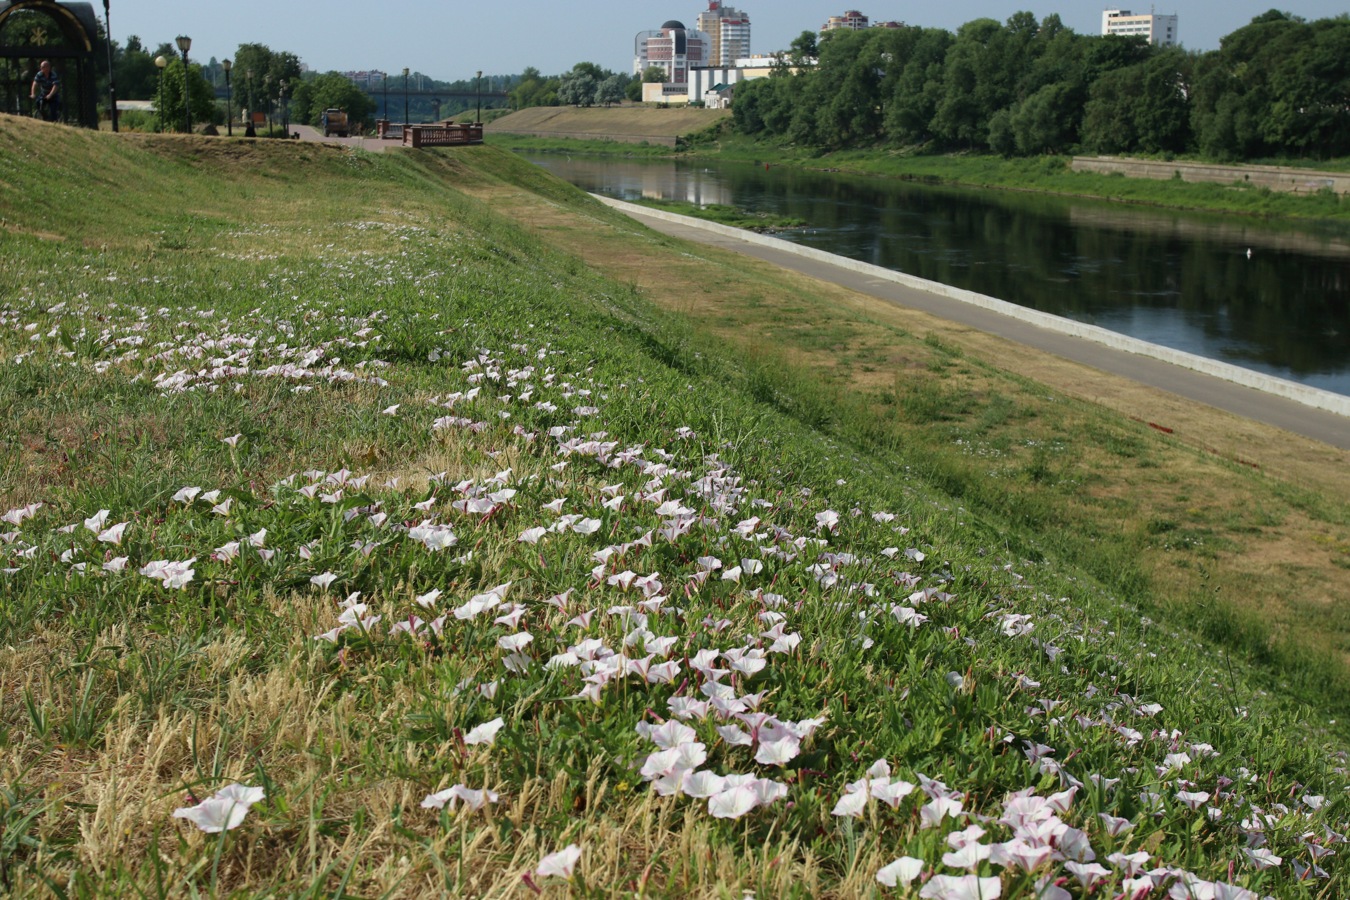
[1101,8,1179,46]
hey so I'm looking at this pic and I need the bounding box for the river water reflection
[523,154,1350,397]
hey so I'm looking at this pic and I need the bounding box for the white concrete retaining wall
[597,195,1350,419]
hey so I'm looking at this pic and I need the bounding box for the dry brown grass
[486,106,730,141]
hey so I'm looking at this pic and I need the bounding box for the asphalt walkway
[292,124,390,152]
[608,203,1350,451]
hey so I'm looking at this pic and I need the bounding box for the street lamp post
[102,0,117,131]
[154,54,166,132]
[221,59,232,136]
[244,69,255,137]
[402,67,409,125]
[476,70,482,124]
[381,71,387,120]
[175,35,191,134]
[279,79,288,136]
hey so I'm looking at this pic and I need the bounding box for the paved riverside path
[292,124,390,152]
[603,200,1350,451]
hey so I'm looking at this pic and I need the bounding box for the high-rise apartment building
[822,10,869,32]
[696,2,752,67]
[1101,9,1179,46]
[634,20,711,86]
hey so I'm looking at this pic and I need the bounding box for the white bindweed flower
[414,588,442,609]
[310,572,338,590]
[535,844,582,878]
[96,522,129,545]
[876,856,924,888]
[464,717,506,747]
[708,785,758,819]
[420,783,498,811]
[1242,847,1282,869]
[172,783,265,833]
[754,735,800,766]
[918,874,1002,900]
[831,789,868,818]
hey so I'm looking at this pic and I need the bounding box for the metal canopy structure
[0,0,100,127]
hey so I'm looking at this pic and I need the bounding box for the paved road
[292,124,392,152]
[615,206,1350,451]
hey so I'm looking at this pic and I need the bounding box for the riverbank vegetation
[1,119,1348,896]
[734,11,1350,163]
[630,198,806,232]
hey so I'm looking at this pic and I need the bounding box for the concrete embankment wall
[1072,156,1350,195]
[491,129,678,147]
[597,195,1350,419]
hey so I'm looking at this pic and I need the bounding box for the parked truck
[321,108,349,138]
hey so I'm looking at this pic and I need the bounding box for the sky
[109,1,1344,84]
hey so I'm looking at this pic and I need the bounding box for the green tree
[153,56,215,132]
[596,74,628,107]
[883,27,954,145]
[509,67,560,109]
[290,72,374,130]
[557,66,598,107]
[116,35,160,100]
[231,43,302,121]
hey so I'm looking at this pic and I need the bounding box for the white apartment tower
[696,2,752,67]
[822,10,870,32]
[1101,9,1179,46]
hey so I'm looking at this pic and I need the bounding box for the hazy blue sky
[111,1,1343,82]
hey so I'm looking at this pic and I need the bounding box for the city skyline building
[634,19,710,90]
[1101,8,1179,46]
[696,2,752,67]
[822,10,869,31]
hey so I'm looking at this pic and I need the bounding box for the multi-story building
[1101,9,1179,46]
[822,10,869,32]
[635,20,711,91]
[696,2,752,67]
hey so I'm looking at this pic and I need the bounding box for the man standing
[31,60,61,122]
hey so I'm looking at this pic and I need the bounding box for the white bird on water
[1246,248,1253,259]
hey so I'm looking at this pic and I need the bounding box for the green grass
[632,198,806,231]
[0,118,1347,897]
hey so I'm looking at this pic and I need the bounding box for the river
[521,154,1350,398]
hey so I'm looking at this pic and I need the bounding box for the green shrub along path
[0,117,1347,897]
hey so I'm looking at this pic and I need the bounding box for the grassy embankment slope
[485,109,1350,222]
[484,105,731,147]
[1,117,1348,897]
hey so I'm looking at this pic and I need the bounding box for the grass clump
[0,116,1347,897]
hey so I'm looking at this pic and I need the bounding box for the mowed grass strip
[0,117,1347,898]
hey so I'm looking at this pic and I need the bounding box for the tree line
[731,10,1350,161]
[110,38,522,134]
